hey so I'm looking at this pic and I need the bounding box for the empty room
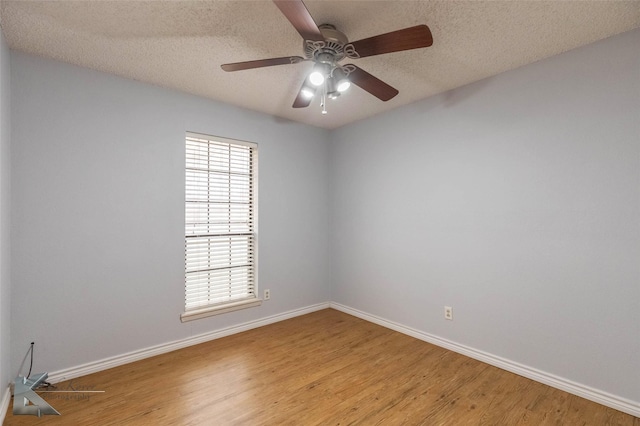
[0,0,638,424]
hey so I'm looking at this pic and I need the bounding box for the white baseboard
[0,386,10,424]
[34,301,640,419]
[330,302,640,418]
[48,302,330,384]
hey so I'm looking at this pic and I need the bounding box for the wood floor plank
[4,309,638,425]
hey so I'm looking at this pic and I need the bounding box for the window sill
[180,298,263,322]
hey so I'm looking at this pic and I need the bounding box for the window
[181,132,259,322]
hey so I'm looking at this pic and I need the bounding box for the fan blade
[293,80,314,108]
[221,56,304,72]
[349,25,433,58]
[273,0,324,41]
[347,65,399,101]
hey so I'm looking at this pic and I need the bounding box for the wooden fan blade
[221,56,304,72]
[347,65,399,101]
[293,80,314,108]
[273,0,324,41]
[350,25,433,58]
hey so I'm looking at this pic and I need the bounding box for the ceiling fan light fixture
[326,77,340,100]
[333,67,351,92]
[309,70,325,86]
[309,61,331,86]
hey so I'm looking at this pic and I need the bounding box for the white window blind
[182,133,258,321]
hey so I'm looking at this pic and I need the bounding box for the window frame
[181,132,260,322]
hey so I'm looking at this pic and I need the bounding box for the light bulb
[301,87,314,99]
[337,79,351,92]
[309,71,325,86]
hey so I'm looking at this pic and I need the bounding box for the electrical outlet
[264,289,270,300]
[444,306,453,320]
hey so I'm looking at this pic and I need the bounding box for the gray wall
[0,27,12,393]
[10,52,331,374]
[6,26,639,409]
[330,29,640,403]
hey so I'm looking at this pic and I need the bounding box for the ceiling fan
[221,0,433,115]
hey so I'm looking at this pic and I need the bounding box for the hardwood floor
[4,309,638,425]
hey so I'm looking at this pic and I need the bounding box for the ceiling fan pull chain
[321,84,328,115]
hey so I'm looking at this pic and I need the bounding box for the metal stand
[13,373,60,417]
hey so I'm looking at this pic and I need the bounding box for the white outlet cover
[444,306,453,320]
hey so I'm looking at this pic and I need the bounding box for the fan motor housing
[304,24,348,62]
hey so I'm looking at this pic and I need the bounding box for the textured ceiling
[1,1,638,129]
